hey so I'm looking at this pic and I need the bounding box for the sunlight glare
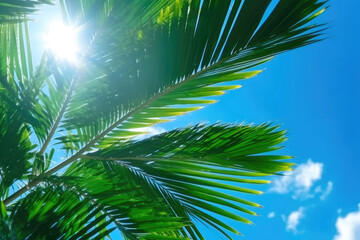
[44,21,80,62]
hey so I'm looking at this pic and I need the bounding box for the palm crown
[0,0,327,239]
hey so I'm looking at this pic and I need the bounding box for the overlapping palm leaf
[84,123,292,238]
[0,19,37,114]
[0,0,53,24]
[0,21,39,197]
[0,91,35,198]
[0,185,114,240]
[0,18,65,175]
[0,6,58,138]
[55,0,327,151]
[46,159,194,239]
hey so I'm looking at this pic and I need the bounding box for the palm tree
[0,0,327,239]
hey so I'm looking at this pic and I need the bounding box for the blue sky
[159,0,360,240]
[29,0,359,239]
[160,0,360,239]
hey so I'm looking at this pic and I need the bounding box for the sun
[44,21,80,62]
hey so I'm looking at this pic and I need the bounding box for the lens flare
[44,21,80,62]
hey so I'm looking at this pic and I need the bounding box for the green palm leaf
[0,20,67,174]
[0,99,35,197]
[0,0,53,24]
[82,123,293,239]
[52,0,327,153]
[0,45,37,198]
[46,160,194,239]
[1,185,114,239]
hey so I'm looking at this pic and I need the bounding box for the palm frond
[0,20,68,174]
[0,103,35,198]
[0,0,53,24]
[31,58,75,144]
[0,20,35,93]
[53,0,327,153]
[1,185,114,239]
[83,123,293,239]
[0,56,37,198]
[0,18,50,129]
[45,160,195,239]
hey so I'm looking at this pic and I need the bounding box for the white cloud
[286,207,305,233]
[294,160,323,190]
[268,212,275,218]
[132,126,166,140]
[270,159,324,199]
[334,204,360,240]
[319,181,333,200]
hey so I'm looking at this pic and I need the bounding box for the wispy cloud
[270,159,331,199]
[285,207,305,233]
[334,204,360,240]
[268,212,275,218]
[318,181,333,200]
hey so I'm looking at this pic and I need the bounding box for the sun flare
[44,21,80,62]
